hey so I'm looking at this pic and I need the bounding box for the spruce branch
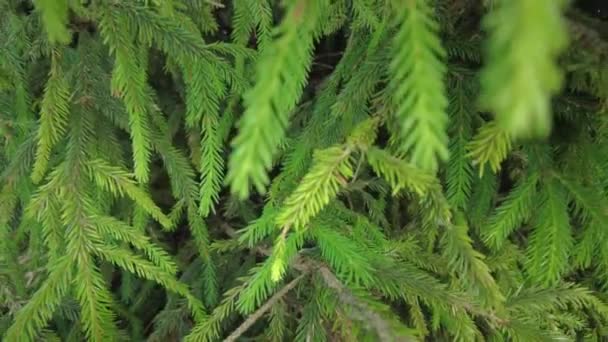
[225,273,308,342]
[35,0,70,44]
[445,77,474,209]
[443,212,505,308]
[526,179,573,286]
[227,0,323,198]
[98,8,154,182]
[4,1,608,340]
[85,158,173,229]
[483,173,539,250]
[467,121,512,174]
[32,50,71,183]
[3,256,72,341]
[390,0,449,171]
[366,146,436,195]
[276,145,354,231]
[318,266,415,342]
[480,0,569,139]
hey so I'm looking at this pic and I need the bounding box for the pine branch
[32,50,71,183]
[507,282,602,314]
[443,212,504,308]
[85,158,173,229]
[318,266,416,342]
[238,204,279,247]
[187,205,218,307]
[467,121,512,174]
[526,179,573,286]
[331,46,386,124]
[225,273,307,342]
[98,9,153,182]
[310,225,374,285]
[93,244,206,322]
[184,279,245,341]
[467,171,498,229]
[92,214,178,275]
[483,173,539,250]
[4,1,608,340]
[556,174,608,267]
[266,299,288,342]
[35,0,70,44]
[445,77,474,209]
[0,133,36,184]
[0,185,26,295]
[110,2,206,60]
[366,146,436,195]
[231,0,272,50]
[480,0,569,139]
[199,104,224,217]
[352,0,381,29]
[294,278,328,341]
[238,230,307,310]
[227,0,323,198]
[277,33,370,197]
[73,254,119,342]
[276,145,354,231]
[3,256,72,341]
[502,320,564,341]
[390,0,448,171]
[179,55,228,217]
[149,128,198,202]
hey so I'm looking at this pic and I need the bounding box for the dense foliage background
[2,0,608,340]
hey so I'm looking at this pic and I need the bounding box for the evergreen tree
[1,0,608,341]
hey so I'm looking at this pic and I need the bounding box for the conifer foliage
[2,0,608,341]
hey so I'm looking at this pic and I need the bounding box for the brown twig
[224,273,308,342]
[317,266,415,342]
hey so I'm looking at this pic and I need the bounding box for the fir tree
[2,0,608,341]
